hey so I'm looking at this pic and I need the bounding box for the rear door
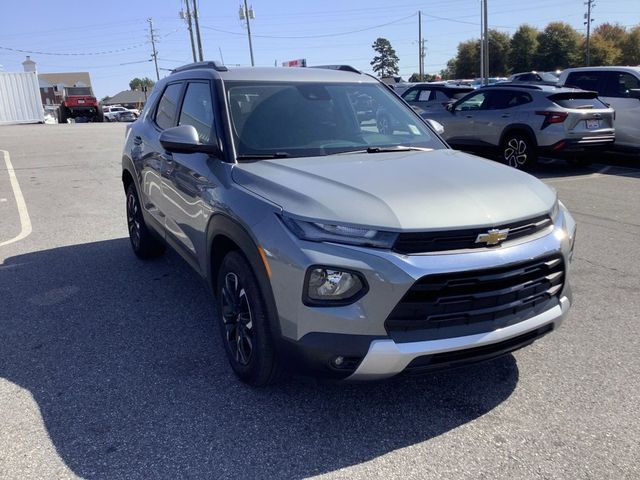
[601,71,640,148]
[161,80,219,269]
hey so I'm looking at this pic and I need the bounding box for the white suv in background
[559,66,640,151]
[103,105,139,122]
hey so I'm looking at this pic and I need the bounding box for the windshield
[226,81,446,159]
[66,87,93,96]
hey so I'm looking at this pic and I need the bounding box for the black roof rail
[482,83,543,90]
[171,61,228,74]
[309,65,362,74]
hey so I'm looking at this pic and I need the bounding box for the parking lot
[0,123,638,479]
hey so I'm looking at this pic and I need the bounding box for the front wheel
[501,133,537,170]
[217,251,283,386]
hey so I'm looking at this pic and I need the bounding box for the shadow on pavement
[0,239,519,479]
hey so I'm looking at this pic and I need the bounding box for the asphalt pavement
[0,123,638,479]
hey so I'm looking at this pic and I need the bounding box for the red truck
[58,86,103,123]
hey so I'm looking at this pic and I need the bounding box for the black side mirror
[628,89,640,100]
[446,102,454,112]
[159,125,220,157]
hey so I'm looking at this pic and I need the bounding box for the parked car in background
[508,71,560,85]
[121,62,576,385]
[424,84,615,169]
[116,110,137,122]
[103,105,140,122]
[401,83,475,114]
[558,66,640,151]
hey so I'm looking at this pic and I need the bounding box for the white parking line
[0,150,32,247]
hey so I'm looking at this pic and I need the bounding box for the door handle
[465,115,473,118]
[501,114,511,118]
[133,136,143,146]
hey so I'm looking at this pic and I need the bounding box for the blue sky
[0,0,638,97]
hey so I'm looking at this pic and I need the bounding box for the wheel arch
[206,214,281,338]
[499,124,538,148]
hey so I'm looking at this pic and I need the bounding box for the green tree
[536,22,582,70]
[488,29,512,76]
[509,25,539,73]
[620,26,640,65]
[588,34,622,66]
[453,39,481,78]
[593,23,627,48]
[129,77,155,91]
[370,38,400,77]
[408,73,438,82]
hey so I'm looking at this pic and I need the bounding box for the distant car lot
[0,123,638,479]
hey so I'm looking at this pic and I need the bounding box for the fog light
[304,267,367,306]
[333,356,344,367]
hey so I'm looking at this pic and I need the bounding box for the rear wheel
[126,183,165,259]
[58,106,68,124]
[501,133,537,170]
[217,251,283,386]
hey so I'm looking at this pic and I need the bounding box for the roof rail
[483,83,543,90]
[172,61,228,74]
[310,65,362,74]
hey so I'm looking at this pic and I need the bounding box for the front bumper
[348,295,570,380]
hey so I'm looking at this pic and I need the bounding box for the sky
[0,0,638,98]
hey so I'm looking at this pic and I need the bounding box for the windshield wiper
[236,152,290,160]
[332,146,432,155]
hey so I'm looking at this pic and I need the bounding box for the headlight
[281,215,398,248]
[304,266,367,306]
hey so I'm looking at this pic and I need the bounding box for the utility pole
[148,18,160,81]
[418,11,423,81]
[482,0,489,85]
[180,0,197,62]
[585,0,595,66]
[239,0,255,66]
[192,0,204,61]
[480,0,484,83]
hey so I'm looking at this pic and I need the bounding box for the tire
[501,133,537,170]
[125,183,165,259]
[216,251,283,386]
[58,106,67,124]
[94,109,104,123]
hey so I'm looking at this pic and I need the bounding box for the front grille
[385,255,565,341]
[393,215,552,254]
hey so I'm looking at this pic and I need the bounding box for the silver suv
[121,62,576,385]
[425,84,615,169]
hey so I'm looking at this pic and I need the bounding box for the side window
[154,83,183,130]
[434,90,450,101]
[456,92,488,111]
[509,92,532,107]
[417,89,432,101]
[402,89,419,102]
[606,72,640,98]
[565,72,605,94]
[178,82,215,143]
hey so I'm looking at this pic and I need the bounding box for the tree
[370,38,400,77]
[510,25,539,73]
[621,26,640,65]
[408,73,438,82]
[129,77,155,91]
[536,22,582,70]
[588,34,622,66]
[453,39,481,78]
[488,29,512,76]
[593,23,627,49]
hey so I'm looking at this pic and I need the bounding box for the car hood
[231,149,556,231]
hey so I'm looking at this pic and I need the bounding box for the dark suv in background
[401,83,475,114]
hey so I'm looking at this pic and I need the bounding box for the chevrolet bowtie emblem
[475,228,509,246]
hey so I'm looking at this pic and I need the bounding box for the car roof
[561,66,640,74]
[481,84,592,95]
[169,62,379,83]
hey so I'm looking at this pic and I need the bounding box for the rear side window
[402,89,419,102]
[549,92,608,109]
[154,83,182,130]
[178,82,215,143]
[417,89,432,101]
[485,90,531,109]
[606,72,640,98]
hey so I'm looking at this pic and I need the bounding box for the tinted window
[550,92,609,109]
[485,90,528,109]
[565,72,606,93]
[178,82,215,143]
[155,83,182,130]
[606,72,640,98]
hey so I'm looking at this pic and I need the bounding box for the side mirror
[628,89,640,100]
[445,103,454,112]
[159,125,220,156]
[425,118,445,135]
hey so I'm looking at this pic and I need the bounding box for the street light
[239,1,255,66]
